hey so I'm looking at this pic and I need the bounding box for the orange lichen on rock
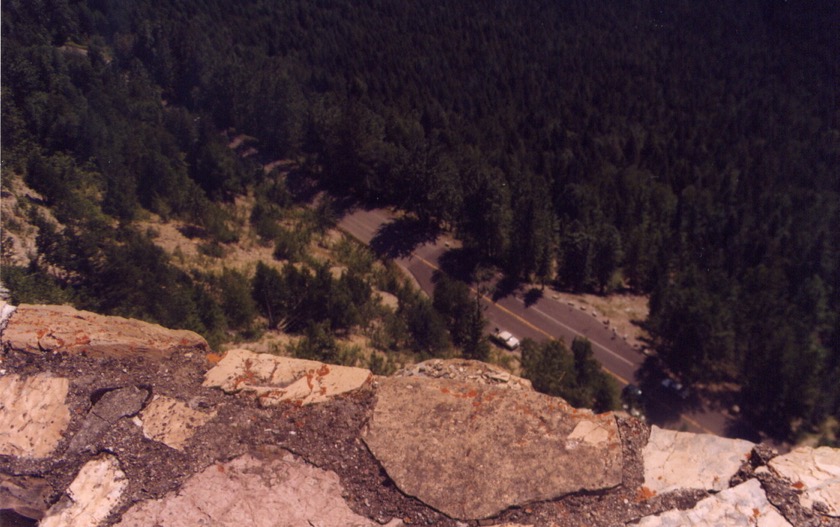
[205,352,223,364]
[636,486,657,501]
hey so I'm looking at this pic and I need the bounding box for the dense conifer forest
[1,0,837,440]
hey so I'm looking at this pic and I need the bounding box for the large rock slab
[0,373,71,458]
[1,304,208,358]
[137,395,217,451]
[363,376,622,520]
[40,454,128,527]
[203,348,372,406]
[115,452,379,527]
[643,426,754,494]
[768,446,840,516]
[634,478,791,527]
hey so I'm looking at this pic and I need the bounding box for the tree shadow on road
[491,275,520,302]
[369,216,441,259]
[635,356,702,428]
[438,247,479,282]
[523,287,543,307]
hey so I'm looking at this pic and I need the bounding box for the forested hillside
[1,0,837,440]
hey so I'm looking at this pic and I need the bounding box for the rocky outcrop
[2,304,207,358]
[642,426,755,494]
[203,348,373,406]
[635,479,791,527]
[136,396,217,451]
[40,455,128,527]
[1,303,839,527]
[0,373,70,458]
[115,451,388,527]
[363,375,622,519]
[768,447,840,517]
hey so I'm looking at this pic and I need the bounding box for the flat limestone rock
[40,454,128,527]
[138,395,217,451]
[768,446,840,516]
[115,452,378,527]
[1,304,207,358]
[634,478,791,527]
[0,373,71,458]
[363,376,622,520]
[203,348,372,406]
[642,426,754,494]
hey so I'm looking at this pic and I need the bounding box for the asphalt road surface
[339,207,757,440]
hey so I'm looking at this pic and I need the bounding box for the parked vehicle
[490,328,520,350]
[621,384,644,418]
[660,378,690,400]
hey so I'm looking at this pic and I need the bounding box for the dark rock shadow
[369,216,441,259]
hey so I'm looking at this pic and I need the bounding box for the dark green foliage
[3,0,837,439]
[291,321,339,363]
[0,264,70,305]
[521,337,619,413]
[433,274,489,360]
[250,261,373,334]
[399,288,450,357]
[219,268,258,330]
[272,227,308,262]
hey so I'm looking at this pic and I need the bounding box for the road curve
[338,207,748,438]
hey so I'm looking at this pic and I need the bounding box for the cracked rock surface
[1,304,839,527]
[642,426,755,494]
[114,450,383,527]
[363,375,623,519]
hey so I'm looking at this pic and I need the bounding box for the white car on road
[491,329,520,350]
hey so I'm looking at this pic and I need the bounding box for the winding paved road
[339,207,754,439]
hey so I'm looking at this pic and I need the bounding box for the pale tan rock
[769,446,840,516]
[139,396,216,451]
[634,478,791,527]
[41,454,128,527]
[1,304,207,358]
[363,376,622,520]
[203,348,372,406]
[115,452,378,527]
[0,373,70,458]
[643,426,754,494]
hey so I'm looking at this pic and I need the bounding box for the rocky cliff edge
[0,302,838,527]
